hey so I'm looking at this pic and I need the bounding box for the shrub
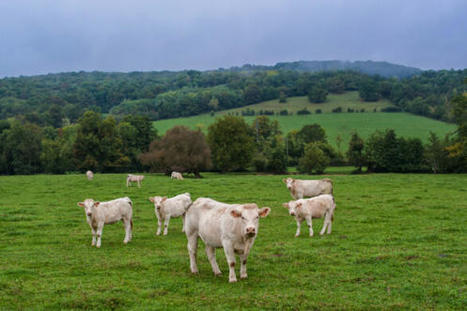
[332,107,342,113]
[381,106,402,112]
[315,109,322,114]
[297,108,311,115]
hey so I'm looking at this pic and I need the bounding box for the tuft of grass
[0,173,466,309]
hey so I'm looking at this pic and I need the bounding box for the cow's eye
[241,216,246,220]
[256,216,259,219]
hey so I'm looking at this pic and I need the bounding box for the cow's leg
[126,179,129,187]
[295,217,302,237]
[187,232,199,274]
[96,222,104,248]
[163,216,170,235]
[222,240,237,283]
[326,212,333,234]
[305,215,313,237]
[91,227,96,246]
[123,218,131,244]
[156,214,162,235]
[137,180,141,188]
[206,245,221,275]
[239,253,248,279]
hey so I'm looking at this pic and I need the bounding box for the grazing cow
[185,198,271,283]
[149,193,192,235]
[282,194,336,237]
[126,174,144,187]
[77,197,133,248]
[86,170,93,181]
[282,177,333,199]
[171,171,184,180]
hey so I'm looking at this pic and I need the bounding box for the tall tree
[346,132,365,172]
[208,115,254,172]
[140,126,211,177]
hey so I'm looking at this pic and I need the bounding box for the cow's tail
[130,219,133,230]
[322,178,333,194]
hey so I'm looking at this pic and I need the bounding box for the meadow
[154,112,455,149]
[1,173,466,310]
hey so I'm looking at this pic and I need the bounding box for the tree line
[1,91,465,175]
[1,68,465,126]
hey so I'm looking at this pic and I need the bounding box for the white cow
[185,198,271,283]
[282,194,336,237]
[283,177,333,199]
[77,197,133,248]
[86,170,94,181]
[171,171,184,180]
[126,174,144,187]
[149,193,192,235]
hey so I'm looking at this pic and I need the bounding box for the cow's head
[230,204,271,238]
[282,177,295,190]
[282,200,301,217]
[77,199,100,217]
[149,196,167,211]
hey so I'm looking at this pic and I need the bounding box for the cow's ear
[93,201,100,207]
[161,197,167,202]
[282,203,289,208]
[230,210,242,218]
[77,202,84,207]
[149,197,154,203]
[259,207,271,218]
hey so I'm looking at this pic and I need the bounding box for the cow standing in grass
[126,174,144,187]
[283,177,333,199]
[86,170,93,181]
[171,171,184,180]
[283,194,336,237]
[149,193,192,235]
[77,197,133,248]
[185,198,270,283]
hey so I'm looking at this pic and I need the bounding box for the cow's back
[98,197,132,223]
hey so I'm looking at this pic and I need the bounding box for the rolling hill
[153,92,456,149]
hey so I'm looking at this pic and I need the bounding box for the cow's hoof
[214,272,222,276]
[229,279,237,283]
[240,275,248,279]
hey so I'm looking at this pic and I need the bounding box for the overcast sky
[0,0,466,77]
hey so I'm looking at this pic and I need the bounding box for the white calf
[149,193,192,235]
[126,174,144,187]
[283,177,333,199]
[77,197,133,248]
[283,194,336,237]
[86,170,93,180]
[171,171,184,180]
[185,198,270,283]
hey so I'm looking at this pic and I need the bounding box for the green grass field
[1,173,466,309]
[154,112,456,149]
[223,91,394,115]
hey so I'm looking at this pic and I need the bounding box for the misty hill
[230,60,422,78]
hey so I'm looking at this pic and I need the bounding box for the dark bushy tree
[308,86,328,103]
[208,115,254,172]
[298,142,330,174]
[140,126,211,177]
[346,132,365,172]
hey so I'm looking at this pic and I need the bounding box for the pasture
[153,112,456,149]
[1,173,466,310]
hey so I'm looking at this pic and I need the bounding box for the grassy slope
[1,173,466,310]
[154,113,455,149]
[223,91,394,114]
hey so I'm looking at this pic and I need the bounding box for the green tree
[1,121,42,174]
[297,124,327,144]
[140,126,211,177]
[298,142,330,174]
[208,115,255,172]
[308,86,328,103]
[346,132,365,172]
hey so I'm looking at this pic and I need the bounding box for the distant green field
[1,173,466,309]
[154,112,456,149]
[223,91,394,114]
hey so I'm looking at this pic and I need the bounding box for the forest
[0,61,465,126]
